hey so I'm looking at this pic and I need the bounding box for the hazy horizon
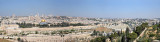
[0,0,160,18]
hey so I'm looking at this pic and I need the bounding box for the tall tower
[12,14,15,18]
[29,16,31,20]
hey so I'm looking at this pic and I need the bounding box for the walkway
[133,28,147,42]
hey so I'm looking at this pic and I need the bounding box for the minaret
[29,16,31,20]
[12,14,15,18]
[37,12,39,17]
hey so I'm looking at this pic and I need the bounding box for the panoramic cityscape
[1,0,160,42]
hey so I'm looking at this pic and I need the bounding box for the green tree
[71,29,75,32]
[91,30,97,36]
[51,31,56,35]
[118,31,121,36]
[135,26,143,35]
[126,27,130,35]
[35,31,38,34]
[121,35,127,42]
[114,32,118,37]
[90,36,106,42]
[127,32,138,42]
[149,33,156,37]
[17,37,21,41]
[141,23,148,28]
[109,32,118,42]
[152,25,158,30]
[44,32,49,35]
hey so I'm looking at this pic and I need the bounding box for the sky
[0,0,160,18]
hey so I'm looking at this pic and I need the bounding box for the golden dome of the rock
[41,19,46,22]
